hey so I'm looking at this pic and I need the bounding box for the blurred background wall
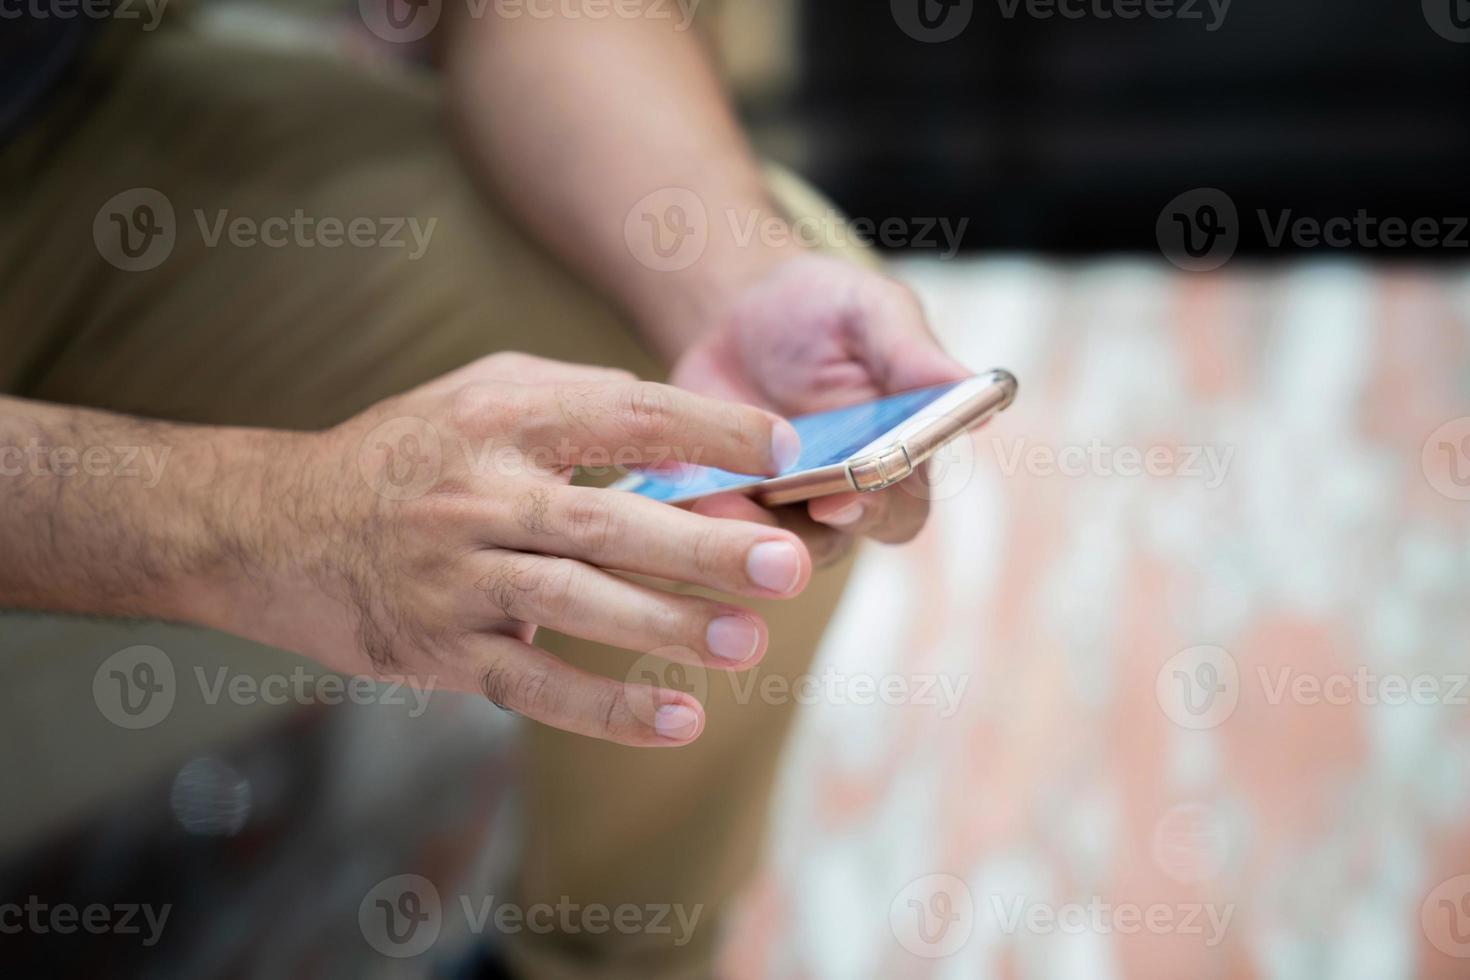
[719,0,1470,255]
[702,3,1470,977]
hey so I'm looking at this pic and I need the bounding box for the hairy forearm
[444,2,800,364]
[0,396,294,627]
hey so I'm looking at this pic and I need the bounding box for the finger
[690,491,779,526]
[469,550,767,669]
[808,491,869,529]
[766,505,855,567]
[462,634,705,747]
[508,380,801,476]
[704,493,852,568]
[809,482,930,544]
[490,483,812,599]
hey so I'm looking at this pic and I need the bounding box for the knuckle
[449,383,494,431]
[594,687,633,736]
[487,352,533,372]
[548,382,593,429]
[617,383,675,444]
[727,405,764,457]
[515,663,557,715]
[513,485,555,536]
[649,599,693,646]
[690,525,733,578]
[565,494,620,553]
[862,271,915,310]
[476,553,540,619]
[480,660,558,716]
[534,559,580,616]
[478,663,516,711]
[450,382,514,435]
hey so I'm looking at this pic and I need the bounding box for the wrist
[171,427,322,642]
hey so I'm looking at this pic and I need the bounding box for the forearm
[443,2,801,364]
[0,396,292,628]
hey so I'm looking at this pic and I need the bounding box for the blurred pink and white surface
[726,257,1470,979]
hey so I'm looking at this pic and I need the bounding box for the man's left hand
[670,253,970,565]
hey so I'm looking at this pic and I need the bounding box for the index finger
[515,381,801,476]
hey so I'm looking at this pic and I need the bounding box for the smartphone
[613,370,1018,506]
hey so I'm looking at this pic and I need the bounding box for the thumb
[865,288,970,392]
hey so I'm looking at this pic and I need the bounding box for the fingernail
[654,703,700,740]
[770,419,801,473]
[823,500,864,527]
[706,615,761,662]
[746,540,802,593]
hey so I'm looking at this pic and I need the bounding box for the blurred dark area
[0,689,512,980]
[771,0,1470,254]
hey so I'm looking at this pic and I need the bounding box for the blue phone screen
[622,381,963,503]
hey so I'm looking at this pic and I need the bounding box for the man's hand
[670,253,970,564]
[0,354,812,747]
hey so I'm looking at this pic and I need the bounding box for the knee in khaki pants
[1,28,865,980]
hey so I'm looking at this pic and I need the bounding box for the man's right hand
[205,353,809,746]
